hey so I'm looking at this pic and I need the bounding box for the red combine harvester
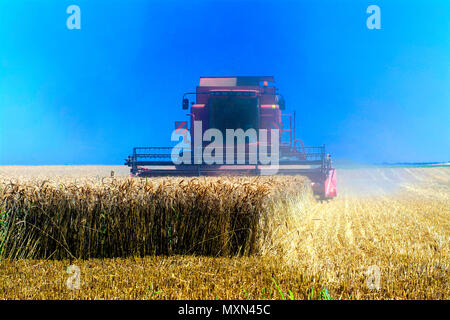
[125,76,337,198]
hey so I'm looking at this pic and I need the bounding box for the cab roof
[199,76,275,87]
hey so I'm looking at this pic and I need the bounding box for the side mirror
[278,96,286,110]
[182,98,189,110]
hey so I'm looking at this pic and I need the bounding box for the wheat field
[0,165,448,299]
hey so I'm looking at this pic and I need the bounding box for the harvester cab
[125,76,337,199]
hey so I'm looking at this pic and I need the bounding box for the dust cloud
[336,165,450,199]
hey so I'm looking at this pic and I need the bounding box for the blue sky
[0,0,449,165]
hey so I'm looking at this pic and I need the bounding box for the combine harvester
[125,76,337,198]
